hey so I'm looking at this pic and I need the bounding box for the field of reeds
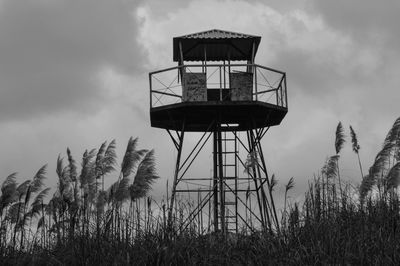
[0,117,399,265]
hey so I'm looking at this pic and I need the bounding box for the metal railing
[149,63,287,109]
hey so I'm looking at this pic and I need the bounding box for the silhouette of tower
[149,29,287,234]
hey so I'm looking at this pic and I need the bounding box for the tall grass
[1,117,400,265]
[0,137,162,264]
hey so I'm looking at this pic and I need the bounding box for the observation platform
[151,100,287,132]
[149,29,288,132]
[150,63,288,132]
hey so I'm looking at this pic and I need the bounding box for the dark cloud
[311,0,400,48]
[252,12,384,98]
[269,49,341,96]
[0,0,145,121]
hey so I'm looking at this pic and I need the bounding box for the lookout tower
[149,29,288,234]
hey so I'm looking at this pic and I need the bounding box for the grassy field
[0,117,399,265]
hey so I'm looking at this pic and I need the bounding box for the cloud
[311,0,400,48]
[0,0,145,122]
[305,0,400,122]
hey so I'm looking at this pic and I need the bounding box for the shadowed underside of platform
[150,101,287,132]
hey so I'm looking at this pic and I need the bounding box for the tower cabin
[149,29,288,132]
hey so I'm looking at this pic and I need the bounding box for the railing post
[254,65,258,101]
[219,66,222,101]
[284,73,288,108]
[149,73,152,108]
[276,74,285,107]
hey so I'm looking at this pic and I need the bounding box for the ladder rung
[220,203,235,206]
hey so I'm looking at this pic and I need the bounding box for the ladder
[216,130,238,233]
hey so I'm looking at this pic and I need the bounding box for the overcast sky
[0,0,399,203]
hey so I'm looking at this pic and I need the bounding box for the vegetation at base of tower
[0,117,400,265]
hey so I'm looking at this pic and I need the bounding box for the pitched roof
[173,29,261,62]
[177,29,260,39]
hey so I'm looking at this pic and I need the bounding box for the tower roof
[173,29,261,62]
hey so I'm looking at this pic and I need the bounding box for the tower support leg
[213,132,219,232]
[167,129,184,232]
[246,130,266,229]
[254,129,280,232]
